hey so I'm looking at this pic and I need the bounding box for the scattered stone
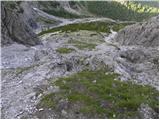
[138,103,158,119]
[38,108,44,112]
[105,72,109,75]
[61,110,67,116]
[18,81,23,84]
[1,11,158,119]
[37,93,43,98]
[92,80,96,83]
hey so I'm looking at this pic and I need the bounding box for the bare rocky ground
[1,30,107,118]
[1,30,158,118]
[1,14,159,118]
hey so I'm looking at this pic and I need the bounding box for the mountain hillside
[37,1,159,21]
[1,1,159,119]
[115,16,159,47]
[1,2,41,46]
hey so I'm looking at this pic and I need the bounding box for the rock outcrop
[112,16,159,89]
[1,1,159,119]
[1,2,41,46]
[115,16,159,47]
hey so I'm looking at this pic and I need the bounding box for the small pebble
[37,93,42,98]
[92,80,96,83]
[61,109,67,116]
[18,81,23,84]
[114,78,117,81]
[39,108,44,111]
[113,114,116,118]
[105,72,109,75]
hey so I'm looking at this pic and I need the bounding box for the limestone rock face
[113,16,159,89]
[115,16,159,47]
[1,2,41,46]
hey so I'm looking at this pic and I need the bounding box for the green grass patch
[39,69,159,118]
[56,47,75,54]
[112,23,128,32]
[38,21,130,36]
[14,65,39,75]
[83,1,158,21]
[36,17,56,24]
[43,9,82,19]
[39,93,56,108]
[38,1,82,19]
[68,40,97,50]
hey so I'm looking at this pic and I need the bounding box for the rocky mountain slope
[115,16,159,47]
[1,1,158,46]
[1,2,41,46]
[1,1,159,119]
[113,16,159,89]
[37,1,159,21]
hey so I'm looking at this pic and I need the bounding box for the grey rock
[115,16,159,47]
[1,7,159,118]
[111,16,159,89]
[1,2,41,46]
[138,103,158,119]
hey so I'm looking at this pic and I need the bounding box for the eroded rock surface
[1,2,41,46]
[112,16,159,89]
[138,103,158,119]
[1,8,159,118]
[115,16,159,47]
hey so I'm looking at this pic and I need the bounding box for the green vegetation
[36,17,56,24]
[43,9,81,19]
[38,1,82,18]
[56,47,75,54]
[38,1,158,21]
[82,1,158,21]
[13,63,42,75]
[39,21,130,36]
[135,1,159,8]
[15,66,35,75]
[39,69,158,118]
[68,39,97,50]
[112,24,128,32]
[15,67,30,75]
[40,93,56,108]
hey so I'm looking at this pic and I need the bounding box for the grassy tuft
[56,47,75,54]
[68,40,97,50]
[39,93,56,108]
[36,17,56,24]
[38,21,131,36]
[39,69,159,118]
